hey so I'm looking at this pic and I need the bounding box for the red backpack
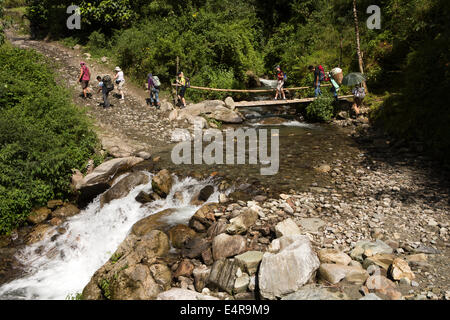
[318,65,329,82]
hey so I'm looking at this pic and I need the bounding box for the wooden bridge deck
[234,95,354,108]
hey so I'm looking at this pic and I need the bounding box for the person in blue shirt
[96,76,110,108]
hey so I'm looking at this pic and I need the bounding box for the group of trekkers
[79,60,364,115]
[275,64,365,116]
[78,62,126,108]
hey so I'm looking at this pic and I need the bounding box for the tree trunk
[353,0,369,93]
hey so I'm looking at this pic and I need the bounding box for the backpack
[283,72,287,81]
[185,77,191,88]
[354,86,366,99]
[102,75,114,92]
[317,65,325,81]
[152,75,161,87]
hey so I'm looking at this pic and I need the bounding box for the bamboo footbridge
[171,83,353,107]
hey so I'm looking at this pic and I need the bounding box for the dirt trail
[6,29,179,158]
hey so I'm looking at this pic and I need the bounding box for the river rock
[151,169,173,198]
[100,172,149,207]
[179,102,243,124]
[190,185,215,205]
[182,237,212,259]
[362,253,395,270]
[314,164,331,173]
[388,258,415,281]
[226,208,258,235]
[193,265,211,292]
[365,275,397,294]
[207,220,228,238]
[234,272,250,293]
[234,251,264,275]
[207,259,239,294]
[405,253,427,263]
[258,235,320,300]
[131,208,178,236]
[275,218,301,238]
[51,203,80,219]
[47,200,63,209]
[26,224,51,244]
[281,284,348,300]
[167,224,197,249]
[174,259,195,278]
[318,249,352,265]
[135,190,159,204]
[149,264,172,290]
[157,288,218,300]
[224,97,235,110]
[350,240,393,262]
[189,203,218,230]
[319,264,368,284]
[110,263,161,300]
[212,233,247,260]
[27,207,51,225]
[298,218,326,233]
[76,157,143,206]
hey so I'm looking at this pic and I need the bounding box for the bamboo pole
[171,83,331,93]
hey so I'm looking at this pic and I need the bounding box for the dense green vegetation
[0,44,99,234]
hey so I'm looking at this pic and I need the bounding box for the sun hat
[115,67,122,72]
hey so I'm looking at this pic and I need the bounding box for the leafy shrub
[0,45,99,234]
[305,94,335,122]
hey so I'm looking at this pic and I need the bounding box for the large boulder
[258,235,320,300]
[178,101,243,124]
[131,208,178,236]
[207,258,239,294]
[151,169,173,198]
[212,233,247,261]
[76,157,144,207]
[27,207,51,225]
[275,218,301,238]
[189,203,218,231]
[167,224,197,249]
[51,203,80,219]
[100,172,149,207]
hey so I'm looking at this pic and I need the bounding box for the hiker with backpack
[97,75,114,108]
[148,73,161,109]
[176,71,188,108]
[309,65,328,97]
[113,66,125,100]
[78,62,92,99]
[352,84,366,116]
[274,65,287,100]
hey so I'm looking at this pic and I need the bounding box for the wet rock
[167,225,197,249]
[151,169,173,198]
[173,259,195,278]
[318,249,352,266]
[51,203,80,219]
[157,288,218,300]
[275,218,301,238]
[226,208,258,235]
[234,251,264,275]
[179,102,243,124]
[100,172,149,207]
[314,164,331,173]
[135,191,159,204]
[131,208,178,236]
[189,203,218,230]
[282,284,348,300]
[198,185,215,202]
[135,151,152,160]
[319,264,368,285]
[182,237,212,259]
[259,117,286,125]
[258,235,320,300]
[207,259,239,294]
[388,258,415,281]
[27,207,51,225]
[212,233,247,260]
[76,157,144,206]
[49,217,63,226]
[25,224,51,244]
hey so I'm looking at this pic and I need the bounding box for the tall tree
[352,0,368,92]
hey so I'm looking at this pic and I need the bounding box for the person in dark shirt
[309,65,323,97]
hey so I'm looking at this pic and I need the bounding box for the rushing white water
[250,120,318,129]
[0,173,220,300]
[259,78,278,88]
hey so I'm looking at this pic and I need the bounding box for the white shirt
[116,71,125,82]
